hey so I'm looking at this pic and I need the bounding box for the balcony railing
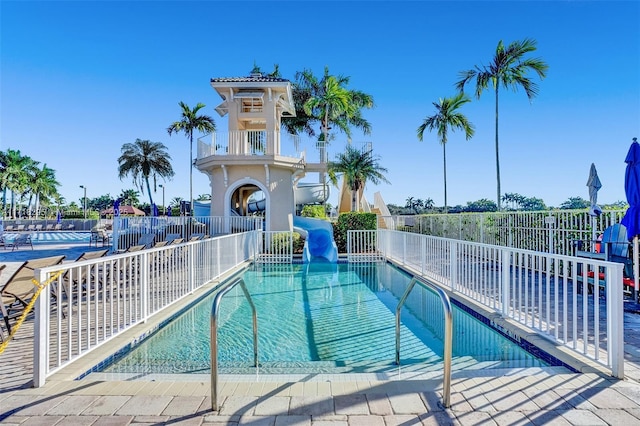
[197,131,302,159]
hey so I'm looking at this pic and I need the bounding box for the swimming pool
[3,231,92,243]
[92,261,568,379]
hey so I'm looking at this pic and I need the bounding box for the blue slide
[292,216,338,263]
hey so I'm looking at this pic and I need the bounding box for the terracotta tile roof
[211,75,289,83]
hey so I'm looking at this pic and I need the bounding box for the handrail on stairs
[396,275,453,408]
[210,277,258,411]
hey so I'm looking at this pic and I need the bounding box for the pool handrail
[210,277,258,411]
[395,275,452,408]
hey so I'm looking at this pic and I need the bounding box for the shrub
[301,205,326,218]
[333,212,377,253]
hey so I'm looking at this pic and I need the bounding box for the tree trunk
[495,86,501,211]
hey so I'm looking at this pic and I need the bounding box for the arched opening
[224,178,270,231]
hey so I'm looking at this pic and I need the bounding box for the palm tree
[118,189,141,206]
[167,102,216,215]
[417,92,475,213]
[327,146,390,212]
[29,163,59,218]
[456,38,548,210]
[293,67,374,204]
[117,139,175,206]
[296,67,374,152]
[0,149,39,218]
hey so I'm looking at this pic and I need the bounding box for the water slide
[292,216,338,263]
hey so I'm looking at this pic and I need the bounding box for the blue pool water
[98,262,556,376]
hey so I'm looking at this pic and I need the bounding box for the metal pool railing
[396,275,452,408]
[32,231,260,387]
[210,277,258,412]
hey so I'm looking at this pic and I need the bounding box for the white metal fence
[33,231,260,386]
[257,231,294,263]
[380,210,627,256]
[347,230,384,262]
[111,216,262,252]
[372,229,624,377]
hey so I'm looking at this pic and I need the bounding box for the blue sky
[1,1,639,210]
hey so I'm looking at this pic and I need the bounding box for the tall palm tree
[417,92,475,213]
[167,102,216,215]
[327,146,390,212]
[456,38,548,210]
[117,139,175,206]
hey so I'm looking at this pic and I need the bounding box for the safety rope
[0,270,63,354]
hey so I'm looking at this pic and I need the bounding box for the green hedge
[333,212,377,253]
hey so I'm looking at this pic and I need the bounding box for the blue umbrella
[621,138,640,240]
[56,210,62,224]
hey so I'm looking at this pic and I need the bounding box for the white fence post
[501,250,511,317]
[33,268,48,388]
[140,252,149,321]
[449,241,457,291]
[608,263,625,378]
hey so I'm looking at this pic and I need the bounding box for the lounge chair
[165,233,182,243]
[7,234,33,251]
[35,224,43,232]
[1,255,66,333]
[54,224,63,231]
[136,233,156,249]
[45,224,54,231]
[59,249,110,302]
[66,224,75,230]
[16,225,25,232]
[90,228,111,247]
[4,225,14,232]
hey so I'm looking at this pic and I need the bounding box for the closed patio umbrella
[621,137,640,297]
[587,163,602,247]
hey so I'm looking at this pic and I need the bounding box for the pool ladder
[210,278,257,411]
[210,275,453,411]
[396,276,453,408]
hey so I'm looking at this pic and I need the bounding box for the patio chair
[54,223,63,231]
[27,224,36,232]
[4,225,14,232]
[35,224,43,232]
[45,224,54,231]
[1,255,66,333]
[7,234,34,251]
[576,223,634,296]
[16,225,25,232]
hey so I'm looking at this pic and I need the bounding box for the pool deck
[4,244,640,424]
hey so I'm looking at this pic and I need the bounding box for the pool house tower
[196,69,327,231]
